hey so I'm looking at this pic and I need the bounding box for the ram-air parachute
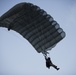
[0,2,65,59]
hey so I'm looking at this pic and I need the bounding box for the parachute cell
[0,2,66,55]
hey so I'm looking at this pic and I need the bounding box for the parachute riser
[41,50,50,59]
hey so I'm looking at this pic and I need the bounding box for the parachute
[0,2,66,57]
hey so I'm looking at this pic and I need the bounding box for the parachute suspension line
[42,50,50,59]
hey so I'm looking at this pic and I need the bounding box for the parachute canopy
[0,2,66,54]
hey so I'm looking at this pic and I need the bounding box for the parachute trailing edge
[0,2,66,55]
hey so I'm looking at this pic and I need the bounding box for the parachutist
[45,57,60,70]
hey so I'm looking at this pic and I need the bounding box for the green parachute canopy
[0,2,66,55]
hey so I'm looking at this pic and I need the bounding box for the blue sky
[0,0,76,75]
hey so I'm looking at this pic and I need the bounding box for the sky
[0,0,76,75]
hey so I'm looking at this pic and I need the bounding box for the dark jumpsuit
[45,57,60,70]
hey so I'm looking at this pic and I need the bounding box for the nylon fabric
[0,2,66,53]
